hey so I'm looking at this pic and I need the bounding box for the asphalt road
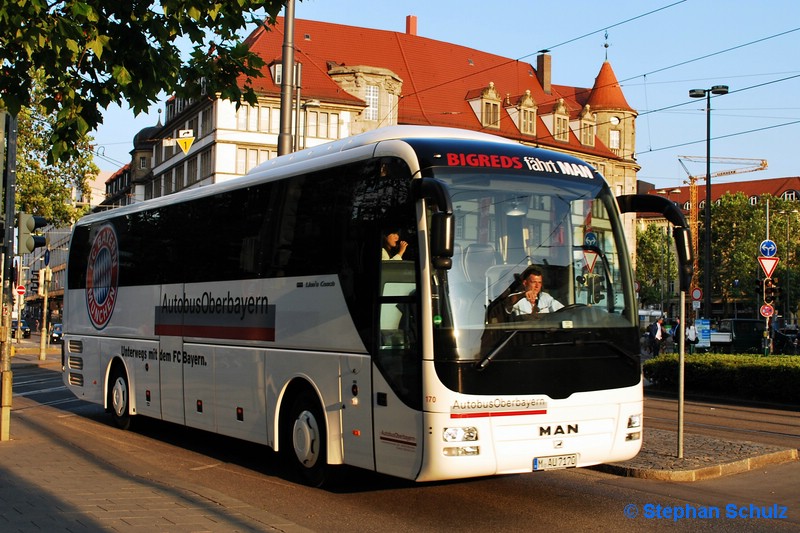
[9,358,800,532]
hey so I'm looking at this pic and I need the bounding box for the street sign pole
[678,290,685,458]
[38,268,49,361]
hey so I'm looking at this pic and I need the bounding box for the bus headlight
[442,426,478,442]
[443,446,480,456]
[627,414,642,429]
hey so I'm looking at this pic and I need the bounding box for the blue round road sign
[760,239,777,257]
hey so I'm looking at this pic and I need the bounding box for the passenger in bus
[382,229,408,260]
[505,265,564,316]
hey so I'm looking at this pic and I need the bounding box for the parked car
[50,323,63,344]
[709,318,765,353]
[773,327,799,355]
[11,320,31,338]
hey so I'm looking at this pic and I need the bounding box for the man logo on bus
[86,224,119,330]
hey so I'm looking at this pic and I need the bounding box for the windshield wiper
[475,332,639,370]
[475,330,518,371]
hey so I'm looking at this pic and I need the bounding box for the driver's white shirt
[511,292,564,315]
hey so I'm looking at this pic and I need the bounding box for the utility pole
[277,0,295,156]
[38,267,50,361]
[1,113,18,441]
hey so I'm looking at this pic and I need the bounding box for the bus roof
[77,125,592,227]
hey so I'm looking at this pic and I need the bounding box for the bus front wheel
[282,388,328,487]
[108,365,132,430]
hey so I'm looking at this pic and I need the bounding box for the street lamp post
[690,85,728,320]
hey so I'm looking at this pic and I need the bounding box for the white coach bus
[62,126,691,486]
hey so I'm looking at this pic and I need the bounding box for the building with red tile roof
[119,15,639,207]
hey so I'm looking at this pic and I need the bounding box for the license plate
[533,453,577,471]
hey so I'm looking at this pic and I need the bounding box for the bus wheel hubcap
[292,410,320,467]
[112,378,127,417]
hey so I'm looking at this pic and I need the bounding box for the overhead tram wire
[638,119,800,155]
[298,1,689,128]
[297,9,798,158]
[526,0,688,56]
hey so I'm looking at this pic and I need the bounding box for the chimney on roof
[537,52,551,95]
[406,15,417,36]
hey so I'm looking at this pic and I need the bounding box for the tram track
[643,395,800,449]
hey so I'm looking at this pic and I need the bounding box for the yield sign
[583,250,598,274]
[758,256,780,279]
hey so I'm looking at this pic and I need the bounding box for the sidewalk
[1,350,798,531]
[594,428,798,482]
[2,348,313,532]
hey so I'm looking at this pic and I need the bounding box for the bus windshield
[429,167,638,366]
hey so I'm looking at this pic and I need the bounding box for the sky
[91,0,800,191]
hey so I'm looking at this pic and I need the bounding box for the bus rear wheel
[108,365,132,430]
[282,389,328,487]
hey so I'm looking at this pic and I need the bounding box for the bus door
[158,283,186,425]
[372,260,424,478]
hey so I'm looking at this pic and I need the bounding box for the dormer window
[517,90,537,136]
[554,98,569,142]
[269,63,283,85]
[481,82,502,129]
[580,105,596,147]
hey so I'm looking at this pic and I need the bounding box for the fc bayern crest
[86,224,119,330]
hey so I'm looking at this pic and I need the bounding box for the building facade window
[552,98,570,142]
[364,85,379,120]
[520,108,536,135]
[609,129,621,150]
[478,82,502,129]
[237,104,250,131]
[175,164,184,190]
[187,157,198,185]
[555,115,569,141]
[259,106,270,132]
[139,156,148,169]
[483,101,500,128]
[200,149,213,179]
[517,90,537,136]
[236,146,270,175]
[164,170,174,195]
[580,106,596,147]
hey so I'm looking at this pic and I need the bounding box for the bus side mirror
[430,212,453,269]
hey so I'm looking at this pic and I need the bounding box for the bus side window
[377,260,419,399]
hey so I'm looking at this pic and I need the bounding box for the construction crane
[678,156,769,291]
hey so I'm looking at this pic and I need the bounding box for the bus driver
[505,265,564,316]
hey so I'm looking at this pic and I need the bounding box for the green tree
[636,223,676,309]
[709,192,797,318]
[0,0,286,163]
[16,71,96,225]
[709,192,763,315]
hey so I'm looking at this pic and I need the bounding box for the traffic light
[16,212,47,254]
[588,275,605,304]
[764,278,777,305]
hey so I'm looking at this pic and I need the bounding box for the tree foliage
[16,71,96,225]
[636,223,675,308]
[0,0,287,162]
[637,192,800,318]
